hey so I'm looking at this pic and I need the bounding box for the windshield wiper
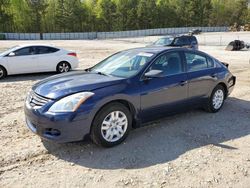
[86,69,109,76]
[85,68,92,72]
[96,71,109,76]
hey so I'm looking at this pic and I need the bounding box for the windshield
[154,37,174,46]
[90,51,155,78]
[0,45,20,56]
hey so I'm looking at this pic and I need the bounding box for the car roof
[124,47,184,54]
[124,47,210,58]
[160,34,195,39]
[16,44,57,48]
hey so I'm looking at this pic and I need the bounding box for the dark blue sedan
[25,47,236,147]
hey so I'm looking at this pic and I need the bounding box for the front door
[140,51,188,123]
[6,47,39,74]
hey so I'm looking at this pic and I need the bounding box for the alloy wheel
[0,69,3,78]
[58,62,70,73]
[212,89,224,110]
[101,111,128,142]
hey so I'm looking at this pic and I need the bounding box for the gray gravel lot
[0,32,250,188]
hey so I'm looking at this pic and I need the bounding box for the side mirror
[8,52,15,57]
[144,70,163,79]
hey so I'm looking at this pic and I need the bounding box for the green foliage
[210,0,249,26]
[186,0,213,26]
[0,0,13,31]
[137,0,157,29]
[114,0,139,30]
[0,0,249,32]
[96,0,117,31]
[156,0,178,27]
[54,0,87,32]
[26,0,48,33]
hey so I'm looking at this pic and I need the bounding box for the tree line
[0,0,250,33]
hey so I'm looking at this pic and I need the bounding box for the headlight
[48,92,94,113]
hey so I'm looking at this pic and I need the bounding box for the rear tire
[0,66,7,79]
[90,102,132,147]
[56,62,71,73]
[204,85,225,113]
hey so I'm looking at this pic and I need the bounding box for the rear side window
[190,36,198,44]
[185,52,214,72]
[36,46,59,54]
[174,37,190,46]
[14,47,35,56]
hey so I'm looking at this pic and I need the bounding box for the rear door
[5,47,39,74]
[35,46,60,72]
[184,50,217,101]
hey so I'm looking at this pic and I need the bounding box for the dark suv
[149,35,198,50]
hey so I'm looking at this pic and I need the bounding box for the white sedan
[0,44,79,79]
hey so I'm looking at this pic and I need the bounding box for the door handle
[180,81,188,86]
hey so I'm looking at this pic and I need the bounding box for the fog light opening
[44,128,61,137]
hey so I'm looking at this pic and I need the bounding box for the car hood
[32,71,125,99]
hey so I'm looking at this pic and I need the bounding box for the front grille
[28,91,51,109]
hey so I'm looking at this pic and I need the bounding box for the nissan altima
[25,47,236,147]
[0,44,79,79]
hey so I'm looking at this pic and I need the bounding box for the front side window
[14,47,35,56]
[148,52,183,76]
[185,52,214,72]
[90,51,155,78]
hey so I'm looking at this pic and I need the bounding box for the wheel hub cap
[212,89,224,110]
[59,63,69,72]
[0,69,3,78]
[101,111,128,142]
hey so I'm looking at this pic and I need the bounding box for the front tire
[205,85,225,113]
[57,62,71,73]
[90,102,132,147]
[0,66,7,79]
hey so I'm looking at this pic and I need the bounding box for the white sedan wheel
[58,62,70,73]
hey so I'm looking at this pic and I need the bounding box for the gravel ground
[0,32,250,188]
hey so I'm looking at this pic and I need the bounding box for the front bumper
[24,104,92,143]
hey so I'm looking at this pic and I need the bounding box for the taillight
[221,62,229,68]
[67,52,77,57]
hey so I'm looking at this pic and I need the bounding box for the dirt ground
[0,32,250,188]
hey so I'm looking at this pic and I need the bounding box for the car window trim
[140,50,185,80]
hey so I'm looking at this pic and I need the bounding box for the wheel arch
[0,65,8,76]
[91,99,138,130]
[217,82,228,98]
